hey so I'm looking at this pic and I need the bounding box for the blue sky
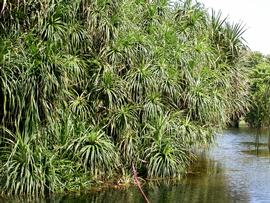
[202,0,270,54]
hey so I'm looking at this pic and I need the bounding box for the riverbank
[2,128,270,203]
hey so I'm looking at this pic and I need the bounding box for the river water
[2,128,270,203]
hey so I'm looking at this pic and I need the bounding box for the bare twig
[132,163,150,203]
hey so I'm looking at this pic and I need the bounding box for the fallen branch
[132,163,150,203]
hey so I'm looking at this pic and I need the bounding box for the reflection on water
[2,128,270,203]
[241,149,270,157]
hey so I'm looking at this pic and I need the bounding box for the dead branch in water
[132,163,150,203]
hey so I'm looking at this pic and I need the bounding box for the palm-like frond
[65,129,119,176]
[0,0,250,195]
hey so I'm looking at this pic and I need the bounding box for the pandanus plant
[0,0,249,196]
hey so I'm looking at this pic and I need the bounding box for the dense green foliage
[0,0,249,196]
[245,52,270,127]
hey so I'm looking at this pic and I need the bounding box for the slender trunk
[268,129,270,152]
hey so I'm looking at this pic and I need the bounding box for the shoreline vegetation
[0,0,267,198]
